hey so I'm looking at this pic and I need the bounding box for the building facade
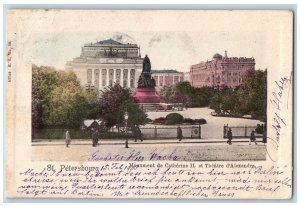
[152,69,184,89]
[183,72,190,82]
[190,51,255,88]
[66,39,143,91]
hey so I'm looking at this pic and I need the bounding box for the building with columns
[152,69,184,89]
[65,39,143,91]
[190,51,255,88]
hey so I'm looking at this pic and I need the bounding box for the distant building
[183,72,190,82]
[81,119,103,130]
[190,51,255,88]
[66,39,143,91]
[152,69,184,89]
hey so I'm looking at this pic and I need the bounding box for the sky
[13,10,291,72]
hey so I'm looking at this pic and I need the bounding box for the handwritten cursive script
[270,74,292,111]
[83,148,181,162]
[16,163,291,198]
[268,73,292,162]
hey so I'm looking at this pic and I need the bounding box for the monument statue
[137,55,156,88]
[133,55,160,103]
[142,55,151,73]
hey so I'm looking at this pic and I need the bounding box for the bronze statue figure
[142,55,151,73]
[137,55,156,88]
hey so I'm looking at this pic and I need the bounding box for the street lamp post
[124,112,129,148]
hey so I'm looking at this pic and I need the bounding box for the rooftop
[97,39,123,45]
[84,38,138,47]
[152,69,181,73]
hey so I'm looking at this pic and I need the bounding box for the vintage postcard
[5,10,293,199]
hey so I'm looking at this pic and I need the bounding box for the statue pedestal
[133,88,160,103]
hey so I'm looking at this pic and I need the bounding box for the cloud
[112,32,136,44]
[148,34,170,48]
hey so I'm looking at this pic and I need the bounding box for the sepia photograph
[31,38,267,162]
[29,13,269,162]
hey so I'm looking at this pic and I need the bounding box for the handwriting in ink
[264,136,279,162]
[270,75,292,111]
[272,112,287,142]
[16,163,291,199]
[82,148,181,162]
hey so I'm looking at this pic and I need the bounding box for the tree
[46,71,92,128]
[32,65,58,129]
[219,87,239,114]
[209,69,267,118]
[46,83,89,128]
[171,91,188,105]
[160,82,215,107]
[99,84,146,127]
[189,87,215,107]
[159,85,175,103]
[175,81,193,96]
[32,65,100,129]
[236,70,267,117]
[118,100,147,127]
[84,90,100,119]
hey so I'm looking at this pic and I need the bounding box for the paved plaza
[32,138,266,161]
[145,107,263,139]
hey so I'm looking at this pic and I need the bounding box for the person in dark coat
[226,128,233,145]
[177,126,183,141]
[134,125,143,142]
[92,130,99,147]
[249,130,258,145]
[262,130,267,145]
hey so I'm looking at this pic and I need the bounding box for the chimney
[224,50,228,58]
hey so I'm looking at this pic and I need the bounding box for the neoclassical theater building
[190,51,256,89]
[65,39,143,91]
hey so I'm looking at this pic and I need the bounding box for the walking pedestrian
[92,130,99,147]
[262,130,267,145]
[227,128,233,145]
[249,130,258,145]
[177,126,183,141]
[134,125,143,142]
[65,130,71,148]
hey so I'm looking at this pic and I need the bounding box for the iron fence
[139,125,201,139]
[223,124,263,139]
[111,125,201,139]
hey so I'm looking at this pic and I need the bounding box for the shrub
[165,113,184,125]
[195,118,207,125]
[32,128,93,140]
[183,118,195,124]
[153,117,166,124]
[255,124,264,134]
[145,118,152,123]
